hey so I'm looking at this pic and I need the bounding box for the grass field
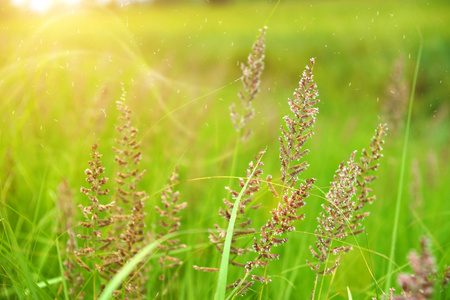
[0,0,449,299]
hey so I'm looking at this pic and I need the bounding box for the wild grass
[0,1,449,299]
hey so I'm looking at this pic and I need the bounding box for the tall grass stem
[384,30,423,293]
[262,0,280,28]
[215,150,266,300]
[55,238,69,300]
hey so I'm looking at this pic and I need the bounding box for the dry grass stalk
[350,123,387,234]
[110,84,149,297]
[74,143,119,292]
[155,166,187,294]
[279,58,319,185]
[230,26,266,141]
[194,150,264,283]
[64,230,85,299]
[199,28,268,284]
[381,237,448,300]
[307,124,387,280]
[307,152,358,275]
[394,237,437,300]
[243,59,319,290]
[56,179,85,299]
[70,85,185,298]
[382,55,408,136]
[246,178,314,274]
[56,178,76,233]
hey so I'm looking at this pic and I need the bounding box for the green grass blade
[55,238,69,300]
[347,286,353,300]
[384,30,423,293]
[0,217,53,299]
[1,218,36,299]
[214,151,265,300]
[98,238,170,300]
[99,230,198,300]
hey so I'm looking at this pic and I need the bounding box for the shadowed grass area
[0,0,449,299]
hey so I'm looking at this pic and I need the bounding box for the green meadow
[0,0,449,299]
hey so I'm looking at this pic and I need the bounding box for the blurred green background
[0,0,449,299]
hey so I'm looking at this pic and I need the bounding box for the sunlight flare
[12,0,82,12]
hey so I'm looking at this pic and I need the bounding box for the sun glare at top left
[11,0,82,13]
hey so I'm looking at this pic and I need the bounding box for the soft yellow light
[64,0,82,5]
[30,0,52,12]
[12,0,83,12]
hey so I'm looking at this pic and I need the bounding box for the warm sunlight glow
[30,0,52,12]
[12,0,83,12]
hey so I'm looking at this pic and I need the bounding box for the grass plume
[395,237,437,299]
[230,26,267,141]
[307,151,359,276]
[242,58,319,294]
[279,58,319,186]
[74,143,117,295]
[308,124,387,298]
[155,166,187,295]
